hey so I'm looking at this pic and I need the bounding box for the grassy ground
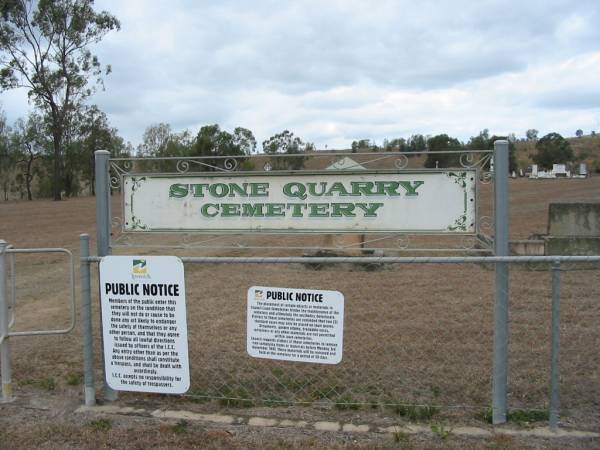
[0,177,599,448]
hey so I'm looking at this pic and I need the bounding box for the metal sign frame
[104,150,494,254]
[120,169,478,235]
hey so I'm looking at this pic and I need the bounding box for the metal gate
[0,242,76,402]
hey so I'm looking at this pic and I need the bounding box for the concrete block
[545,237,600,256]
[548,203,600,237]
[314,421,341,431]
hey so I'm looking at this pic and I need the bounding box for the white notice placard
[247,286,344,364]
[99,256,189,393]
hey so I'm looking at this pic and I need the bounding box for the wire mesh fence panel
[181,262,497,414]
[559,266,600,430]
[503,263,599,429]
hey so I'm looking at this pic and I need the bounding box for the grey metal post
[549,260,561,430]
[79,234,96,406]
[492,140,510,424]
[0,240,12,402]
[94,150,118,401]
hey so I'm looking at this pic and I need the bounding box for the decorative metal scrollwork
[459,235,477,250]
[176,160,190,173]
[110,176,121,189]
[394,154,409,169]
[479,215,492,232]
[111,216,123,230]
[223,158,238,171]
[460,152,492,169]
[480,170,493,184]
[395,235,410,249]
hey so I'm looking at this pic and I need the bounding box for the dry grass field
[0,177,599,449]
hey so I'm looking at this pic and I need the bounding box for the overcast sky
[2,0,600,149]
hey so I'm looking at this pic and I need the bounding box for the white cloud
[2,0,600,148]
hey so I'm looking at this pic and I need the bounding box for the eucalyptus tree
[262,130,311,170]
[0,0,120,199]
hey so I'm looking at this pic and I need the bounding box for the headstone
[531,164,538,178]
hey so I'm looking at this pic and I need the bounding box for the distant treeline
[0,111,587,201]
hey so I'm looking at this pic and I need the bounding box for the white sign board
[247,286,344,364]
[123,171,476,233]
[99,256,190,394]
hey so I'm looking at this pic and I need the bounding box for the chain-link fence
[78,253,599,430]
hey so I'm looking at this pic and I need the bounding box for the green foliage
[262,130,311,170]
[172,419,188,434]
[533,132,574,169]
[10,113,45,200]
[477,407,548,425]
[20,377,56,390]
[526,129,538,141]
[407,134,427,152]
[66,372,82,386]
[334,393,360,410]
[507,409,549,425]
[0,0,120,199]
[192,124,255,158]
[89,418,112,432]
[430,423,452,439]
[424,134,462,168]
[468,130,518,172]
[218,387,254,408]
[0,109,16,201]
[384,138,408,152]
[351,139,375,152]
[389,403,440,421]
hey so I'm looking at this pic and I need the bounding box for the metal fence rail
[0,241,76,402]
[80,245,600,430]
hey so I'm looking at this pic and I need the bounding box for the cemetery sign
[123,171,476,233]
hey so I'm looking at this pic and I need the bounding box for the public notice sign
[247,286,344,364]
[99,256,190,394]
[122,171,476,233]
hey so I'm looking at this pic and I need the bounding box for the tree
[350,139,371,152]
[424,134,462,168]
[0,0,120,200]
[11,113,45,200]
[189,124,256,170]
[575,129,583,138]
[0,108,14,200]
[407,134,427,152]
[533,132,574,169]
[262,130,310,170]
[467,130,518,173]
[526,129,539,141]
[231,127,257,155]
[73,105,126,194]
[385,138,407,152]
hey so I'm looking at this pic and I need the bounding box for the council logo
[132,259,148,277]
[254,289,264,300]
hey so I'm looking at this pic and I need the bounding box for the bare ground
[0,177,599,448]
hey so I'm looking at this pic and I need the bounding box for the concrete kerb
[75,405,600,440]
